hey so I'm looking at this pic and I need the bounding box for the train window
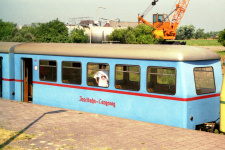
[153,15,157,23]
[158,14,163,22]
[39,60,57,82]
[194,67,216,95]
[62,61,81,85]
[147,67,176,95]
[163,14,169,22]
[87,63,109,88]
[115,65,140,91]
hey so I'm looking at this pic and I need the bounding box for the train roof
[0,42,21,53]
[0,42,221,61]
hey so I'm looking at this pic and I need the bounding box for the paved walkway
[0,98,225,150]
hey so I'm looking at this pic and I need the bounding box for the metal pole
[89,24,92,44]
[97,7,106,21]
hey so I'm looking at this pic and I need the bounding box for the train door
[23,58,33,103]
[0,58,2,97]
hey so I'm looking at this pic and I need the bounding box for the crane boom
[170,0,190,31]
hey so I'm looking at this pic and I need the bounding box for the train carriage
[0,42,222,130]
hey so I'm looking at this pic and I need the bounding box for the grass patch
[177,39,222,46]
[216,51,225,56]
[216,51,225,64]
[0,128,35,149]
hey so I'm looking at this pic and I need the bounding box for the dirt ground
[198,46,225,51]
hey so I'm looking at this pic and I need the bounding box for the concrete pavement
[0,98,225,150]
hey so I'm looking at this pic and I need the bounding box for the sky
[0,0,225,32]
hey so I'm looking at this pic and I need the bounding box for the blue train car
[0,42,222,130]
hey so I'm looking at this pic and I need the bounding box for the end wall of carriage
[180,60,222,129]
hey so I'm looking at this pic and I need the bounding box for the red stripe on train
[33,81,220,102]
[2,78,23,82]
[15,79,23,82]
[2,78,15,81]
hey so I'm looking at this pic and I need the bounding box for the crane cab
[153,14,170,29]
[152,13,177,40]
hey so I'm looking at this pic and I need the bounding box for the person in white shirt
[94,65,109,87]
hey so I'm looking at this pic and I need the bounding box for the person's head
[100,65,106,69]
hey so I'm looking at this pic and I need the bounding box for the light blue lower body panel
[2,81,15,100]
[186,98,220,129]
[33,83,188,129]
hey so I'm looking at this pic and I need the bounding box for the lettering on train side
[79,96,116,108]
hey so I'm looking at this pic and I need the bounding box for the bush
[107,24,161,44]
[7,28,35,42]
[107,28,128,44]
[176,25,195,40]
[70,28,88,43]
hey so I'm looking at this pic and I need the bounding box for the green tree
[0,20,35,42]
[176,27,185,40]
[34,18,70,43]
[0,19,17,41]
[209,31,219,39]
[70,28,88,43]
[107,28,128,44]
[194,28,205,39]
[108,24,160,44]
[176,25,195,40]
[133,24,156,44]
[218,29,225,46]
[8,27,34,42]
[202,32,211,39]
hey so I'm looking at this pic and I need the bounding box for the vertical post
[0,58,2,97]
[21,58,23,102]
[97,7,106,21]
[97,8,99,21]
[220,65,225,132]
[102,31,104,43]
[89,24,92,44]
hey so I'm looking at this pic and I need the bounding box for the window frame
[193,66,216,95]
[61,61,82,85]
[39,60,57,82]
[115,64,141,91]
[146,66,177,95]
[86,62,109,88]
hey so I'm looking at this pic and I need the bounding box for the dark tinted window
[39,60,57,82]
[194,67,216,95]
[62,61,81,85]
